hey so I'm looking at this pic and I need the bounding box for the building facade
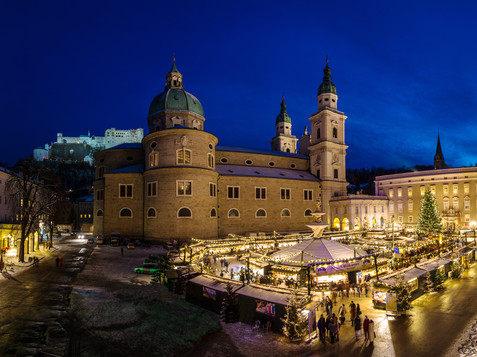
[93,60,349,241]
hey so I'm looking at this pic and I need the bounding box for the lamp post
[391,215,395,266]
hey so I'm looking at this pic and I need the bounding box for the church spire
[434,132,446,169]
[318,57,337,95]
[165,57,183,90]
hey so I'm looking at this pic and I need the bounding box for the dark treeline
[347,165,433,195]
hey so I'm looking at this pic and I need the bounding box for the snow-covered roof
[188,274,243,293]
[237,285,297,305]
[216,145,309,159]
[416,257,451,272]
[108,164,144,174]
[216,165,318,182]
[380,267,427,286]
[270,238,368,265]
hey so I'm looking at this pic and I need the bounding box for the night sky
[2,1,477,169]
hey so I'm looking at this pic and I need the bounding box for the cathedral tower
[270,95,298,153]
[307,59,348,222]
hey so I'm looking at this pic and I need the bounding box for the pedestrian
[325,314,331,338]
[368,319,375,344]
[328,315,336,343]
[354,314,362,341]
[317,314,326,344]
[213,255,217,264]
[338,303,346,325]
[60,257,63,267]
[325,296,333,316]
[364,283,369,297]
[346,283,350,297]
[220,258,224,268]
[56,257,60,267]
[349,300,356,326]
[357,284,362,297]
[363,315,370,341]
[356,303,361,317]
[332,290,337,304]
[333,316,340,342]
[0,261,4,273]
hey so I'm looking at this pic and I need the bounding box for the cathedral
[93,60,349,240]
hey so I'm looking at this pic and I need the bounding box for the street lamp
[391,215,395,267]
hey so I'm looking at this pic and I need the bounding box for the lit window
[397,188,402,197]
[255,187,266,200]
[420,187,425,196]
[408,187,412,197]
[464,183,469,194]
[147,182,157,197]
[119,184,133,198]
[255,209,266,217]
[304,189,313,201]
[177,149,191,165]
[453,184,458,194]
[280,188,291,200]
[227,186,240,199]
[443,185,449,195]
[209,183,216,197]
[149,151,158,167]
[178,207,192,218]
[431,186,436,195]
[228,208,240,218]
[281,208,291,217]
[177,181,192,196]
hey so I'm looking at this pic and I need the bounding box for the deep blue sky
[2,1,477,169]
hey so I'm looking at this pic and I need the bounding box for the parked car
[111,239,119,247]
[87,238,95,244]
[134,263,159,274]
[127,242,135,249]
[96,236,104,244]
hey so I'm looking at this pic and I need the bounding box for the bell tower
[270,95,298,153]
[307,59,348,222]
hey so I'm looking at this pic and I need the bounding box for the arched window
[120,208,132,217]
[333,127,338,138]
[281,208,291,217]
[96,209,103,217]
[177,149,191,165]
[149,151,158,167]
[210,208,217,217]
[228,208,240,218]
[304,209,312,216]
[255,209,266,217]
[208,153,214,168]
[147,208,156,218]
[178,207,192,218]
[317,128,321,139]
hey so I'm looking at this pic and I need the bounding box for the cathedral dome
[148,88,204,117]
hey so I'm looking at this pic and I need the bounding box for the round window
[221,158,228,163]
[151,142,157,148]
[269,162,275,167]
[245,160,253,165]
[99,158,104,163]
[126,156,133,161]
[290,164,296,169]
[209,144,213,150]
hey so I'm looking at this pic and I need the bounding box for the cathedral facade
[93,60,348,241]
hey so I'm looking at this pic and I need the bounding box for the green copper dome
[318,61,337,95]
[275,97,292,124]
[148,88,204,117]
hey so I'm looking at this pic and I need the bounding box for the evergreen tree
[392,275,413,312]
[281,287,307,341]
[451,261,463,279]
[422,272,433,292]
[417,189,442,237]
[432,269,446,288]
[220,283,239,323]
[174,270,187,294]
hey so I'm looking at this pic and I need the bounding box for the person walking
[354,314,362,341]
[333,315,340,342]
[328,315,337,343]
[349,301,356,326]
[325,314,331,339]
[325,296,333,316]
[338,303,346,325]
[368,319,375,344]
[356,303,362,317]
[363,315,370,341]
[55,257,60,267]
[317,314,326,344]
[364,282,369,297]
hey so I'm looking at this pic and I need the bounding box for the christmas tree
[422,271,433,292]
[432,268,446,288]
[451,261,463,279]
[281,287,307,341]
[417,189,442,237]
[220,282,239,323]
[392,274,413,312]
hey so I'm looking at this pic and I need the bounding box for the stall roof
[416,257,451,272]
[237,284,303,305]
[380,267,427,286]
[188,274,244,293]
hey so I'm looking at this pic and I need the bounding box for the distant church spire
[165,57,183,90]
[434,132,446,169]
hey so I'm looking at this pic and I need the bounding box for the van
[96,236,104,245]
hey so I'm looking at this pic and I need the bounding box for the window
[389,189,394,198]
[149,151,158,167]
[280,188,290,200]
[365,206,368,214]
[304,190,313,201]
[228,186,240,199]
[397,202,403,213]
[147,208,156,218]
[210,208,217,217]
[177,149,191,164]
[317,128,321,139]
[430,185,436,195]
[119,184,133,198]
[269,162,275,167]
[334,169,338,179]
[443,185,449,195]
[178,207,192,218]
[465,214,470,222]
[147,182,157,197]
[355,207,359,214]
[453,198,459,210]
[408,187,412,197]
[333,127,338,138]
[221,158,228,163]
[317,169,320,179]
[408,201,413,211]
[97,210,103,217]
[397,188,402,197]
[255,187,266,200]
[465,198,470,210]
[409,216,413,223]
[256,209,266,217]
[389,203,394,213]
[177,181,192,196]
[420,186,425,196]
[281,208,291,217]
[305,209,312,216]
[120,208,132,217]
[208,153,214,168]
[209,183,216,197]
[453,184,458,194]
[444,200,449,210]
[398,216,403,223]
[228,208,240,218]
[96,190,104,201]
[245,159,253,165]
[98,166,105,178]
[464,183,470,194]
